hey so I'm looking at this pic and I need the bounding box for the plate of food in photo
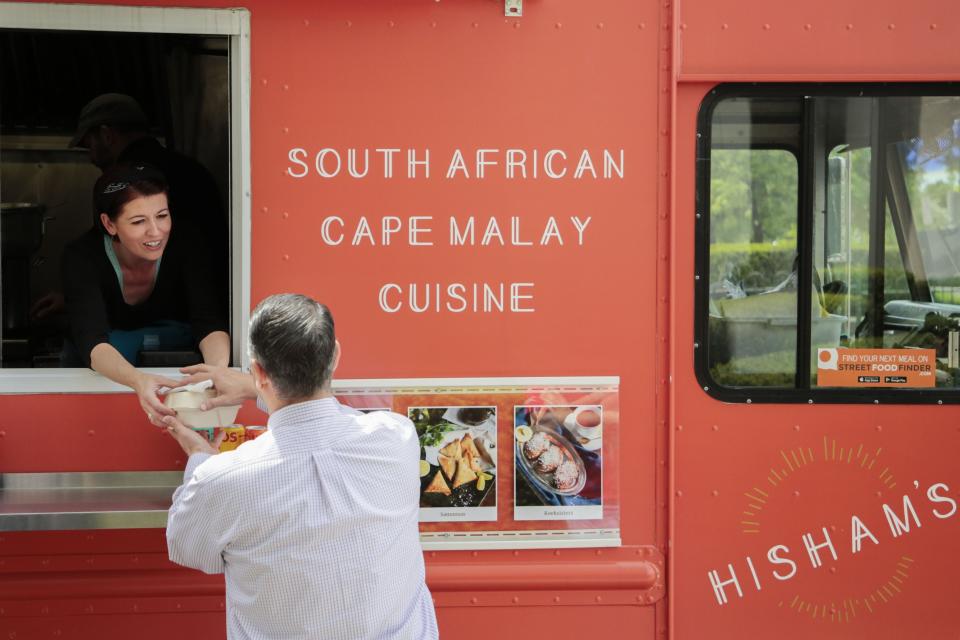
[515,427,586,496]
[419,430,496,508]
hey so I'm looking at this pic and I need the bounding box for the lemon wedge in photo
[419,459,430,477]
[515,426,533,443]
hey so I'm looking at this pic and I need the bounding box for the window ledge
[0,372,620,395]
[0,369,174,394]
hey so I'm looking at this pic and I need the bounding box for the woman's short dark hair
[248,294,337,400]
[93,163,168,233]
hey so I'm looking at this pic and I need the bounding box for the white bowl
[164,390,241,429]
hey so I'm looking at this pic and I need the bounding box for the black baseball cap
[70,93,149,148]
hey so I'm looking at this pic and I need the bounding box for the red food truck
[1,0,959,637]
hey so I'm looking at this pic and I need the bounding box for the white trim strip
[333,377,620,392]
[420,529,620,551]
[0,372,619,395]
[0,2,247,35]
[0,369,177,394]
[233,9,253,370]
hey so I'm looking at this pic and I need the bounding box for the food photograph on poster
[514,405,603,520]
[409,406,498,522]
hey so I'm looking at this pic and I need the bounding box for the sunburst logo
[781,556,913,623]
[741,438,896,535]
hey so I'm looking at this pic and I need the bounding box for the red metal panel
[0,534,662,636]
[678,0,960,79]
[2,0,664,552]
[4,0,956,635]
[671,78,960,638]
[3,613,226,640]
[669,8,960,637]
[3,2,668,639]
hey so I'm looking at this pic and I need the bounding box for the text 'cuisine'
[287,148,625,180]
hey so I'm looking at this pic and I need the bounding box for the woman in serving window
[62,164,229,425]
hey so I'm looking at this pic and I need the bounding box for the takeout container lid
[164,390,241,429]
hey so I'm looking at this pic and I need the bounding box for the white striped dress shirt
[167,397,438,640]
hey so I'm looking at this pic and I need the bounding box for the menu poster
[514,405,603,520]
[335,381,620,548]
[410,405,498,522]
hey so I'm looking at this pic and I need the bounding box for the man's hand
[163,415,223,456]
[177,364,257,410]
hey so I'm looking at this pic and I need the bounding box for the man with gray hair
[164,293,438,639]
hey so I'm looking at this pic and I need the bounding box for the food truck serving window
[0,3,250,394]
[695,84,960,403]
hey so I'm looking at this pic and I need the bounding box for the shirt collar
[266,397,349,449]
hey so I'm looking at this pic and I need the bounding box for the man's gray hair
[248,294,336,400]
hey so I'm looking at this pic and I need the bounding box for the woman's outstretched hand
[133,371,180,427]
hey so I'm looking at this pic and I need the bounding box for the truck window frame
[694,82,960,405]
[0,2,251,394]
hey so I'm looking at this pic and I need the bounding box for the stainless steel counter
[0,471,182,531]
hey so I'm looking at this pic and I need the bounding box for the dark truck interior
[0,29,230,368]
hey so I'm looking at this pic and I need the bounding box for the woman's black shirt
[62,226,227,367]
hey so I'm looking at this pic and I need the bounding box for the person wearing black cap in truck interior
[32,93,229,321]
[60,163,229,426]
